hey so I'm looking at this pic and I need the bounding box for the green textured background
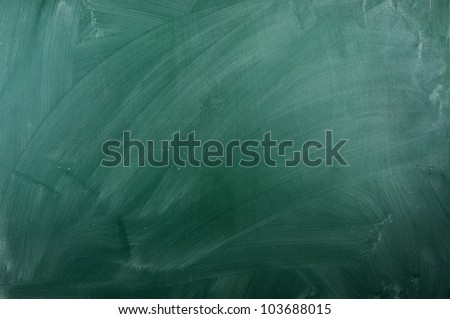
[0,0,449,298]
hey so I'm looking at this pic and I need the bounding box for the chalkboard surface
[0,0,449,298]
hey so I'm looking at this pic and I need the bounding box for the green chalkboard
[0,0,449,298]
